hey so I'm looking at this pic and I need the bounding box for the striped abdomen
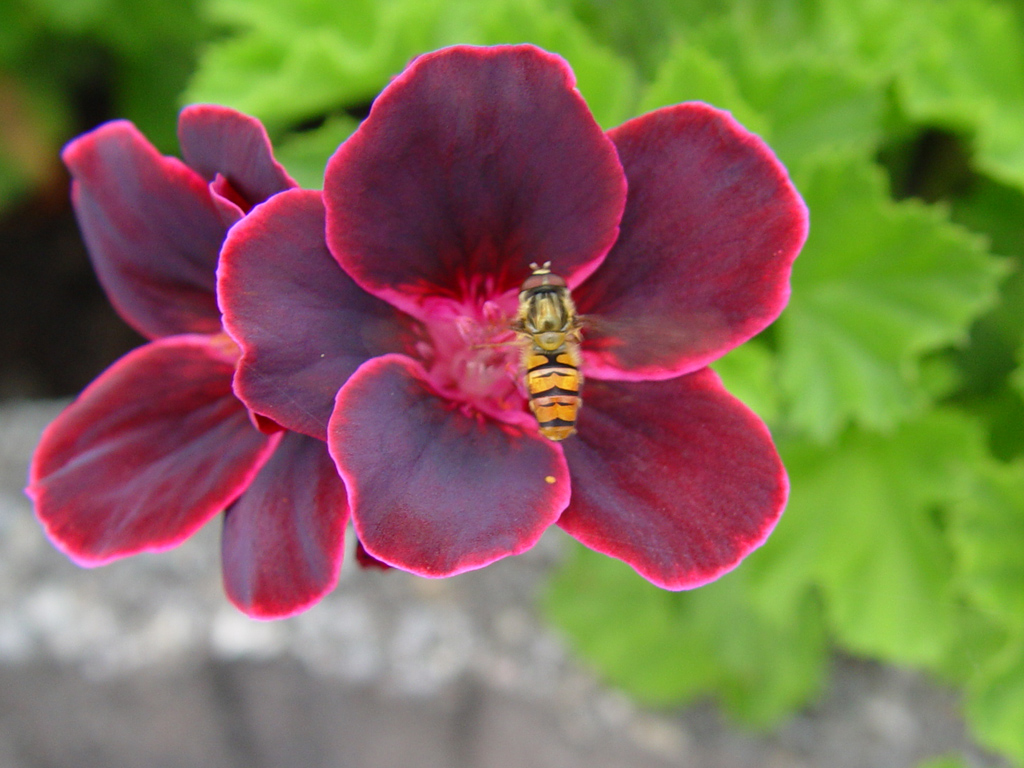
[525,349,582,441]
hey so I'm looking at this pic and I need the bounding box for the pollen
[545,475,556,484]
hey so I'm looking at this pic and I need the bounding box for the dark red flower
[219,45,808,587]
[27,106,348,618]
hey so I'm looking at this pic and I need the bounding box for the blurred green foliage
[539,2,1024,765]
[0,0,204,207]
[183,0,640,185]
[917,757,971,768]
[4,0,1024,763]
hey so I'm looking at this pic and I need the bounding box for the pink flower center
[413,296,527,423]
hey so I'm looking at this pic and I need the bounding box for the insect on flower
[514,262,583,441]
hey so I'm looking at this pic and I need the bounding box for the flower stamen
[416,298,524,420]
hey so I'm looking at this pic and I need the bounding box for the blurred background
[2,0,1024,766]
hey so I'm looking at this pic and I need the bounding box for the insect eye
[544,273,567,288]
[521,275,544,291]
[521,271,567,291]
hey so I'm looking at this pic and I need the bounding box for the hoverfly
[513,262,583,441]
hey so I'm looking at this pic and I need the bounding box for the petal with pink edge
[62,121,226,340]
[324,44,626,318]
[355,541,392,571]
[27,336,277,566]
[328,354,570,577]
[178,104,296,207]
[577,104,808,380]
[221,431,348,619]
[208,175,246,228]
[219,189,412,440]
[559,370,788,589]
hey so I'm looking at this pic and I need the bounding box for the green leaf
[272,115,360,189]
[548,413,995,714]
[739,58,884,172]
[637,42,768,136]
[545,542,827,726]
[933,602,1011,687]
[119,47,200,152]
[31,0,202,51]
[20,0,111,35]
[703,571,827,727]
[952,459,1024,628]
[957,388,1024,462]
[718,37,884,157]
[465,0,639,128]
[563,0,679,77]
[677,23,886,170]
[915,756,969,768]
[1,0,203,159]
[1014,364,1024,403]
[711,341,780,424]
[966,633,1024,766]
[187,0,637,131]
[888,0,1024,190]
[951,178,1024,260]
[778,155,1005,440]
[185,0,405,129]
[546,546,719,705]
[755,411,986,666]
[949,259,1024,398]
[28,0,204,148]
[676,0,1024,191]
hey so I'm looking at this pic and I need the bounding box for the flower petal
[219,189,412,440]
[208,175,246,227]
[577,104,808,380]
[62,121,226,340]
[328,354,570,577]
[221,431,348,619]
[324,44,626,318]
[177,104,296,207]
[355,541,392,570]
[27,336,277,566]
[559,370,787,589]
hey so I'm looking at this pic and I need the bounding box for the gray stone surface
[0,401,1008,768]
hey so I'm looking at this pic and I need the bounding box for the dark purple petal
[324,44,626,318]
[576,104,808,380]
[221,431,348,619]
[208,175,246,227]
[559,370,787,589]
[219,189,412,440]
[177,104,296,207]
[62,121,226,340]
[27,336,277,566]
[328,354,570,577]
[355,541,392,571]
